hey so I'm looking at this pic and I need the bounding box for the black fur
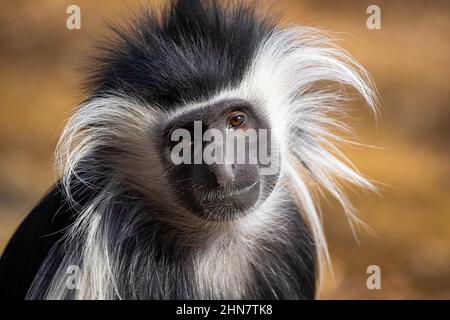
[0,185,79,299]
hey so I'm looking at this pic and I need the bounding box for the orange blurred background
[0,0,449,299]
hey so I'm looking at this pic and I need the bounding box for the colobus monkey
[0,0,377,300]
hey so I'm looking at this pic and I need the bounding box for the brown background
[0,0,449,299]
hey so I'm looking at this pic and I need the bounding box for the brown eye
[227,111,247,128]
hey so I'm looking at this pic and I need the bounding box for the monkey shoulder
[0,184,77,299]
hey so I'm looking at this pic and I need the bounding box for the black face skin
[159,99,280,221]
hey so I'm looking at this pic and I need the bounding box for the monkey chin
[194,180,261,222]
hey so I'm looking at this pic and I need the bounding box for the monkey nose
[209,164,235,187]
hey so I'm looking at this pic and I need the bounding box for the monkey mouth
[203,180,259,201]
[194,180,261,220]
[224,180,260,198]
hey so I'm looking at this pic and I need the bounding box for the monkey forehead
[86,1,276,111]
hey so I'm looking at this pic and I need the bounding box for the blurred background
[0,0,449,299]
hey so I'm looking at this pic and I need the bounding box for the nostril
[198,164,220,189]
[210,164,235,187]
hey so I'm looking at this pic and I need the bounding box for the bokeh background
[0,0,449,299]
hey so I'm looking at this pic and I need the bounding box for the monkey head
[159,97,280,221]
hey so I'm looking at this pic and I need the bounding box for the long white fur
[240,27,378,283]
[28,27,378,299]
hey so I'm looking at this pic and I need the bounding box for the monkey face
[159,98,280,221]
